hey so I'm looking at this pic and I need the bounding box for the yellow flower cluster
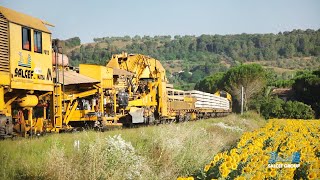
[177,177,194,180]
[178,119,320,180]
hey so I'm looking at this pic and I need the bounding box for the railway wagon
[166,85,231,122]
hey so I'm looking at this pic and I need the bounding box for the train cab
[0,6,53,91]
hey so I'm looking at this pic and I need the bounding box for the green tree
[65,37,81,48]
[223,64,267,112]
[292,69,320,117]
[194,72,224,93]
[285,44,295,58]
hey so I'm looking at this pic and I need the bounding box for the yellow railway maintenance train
[105,53,232,126]
[0,6,232,138]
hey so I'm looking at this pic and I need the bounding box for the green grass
[0,113,265,180]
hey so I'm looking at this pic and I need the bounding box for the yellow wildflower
[231,163,237,170]
[225,156,232,162]
[234,176,246,180]
[204,164,211,172]
[225,161,232,168]
[243,167,252,173]
[213,155,220,162]
[280,145,287,152]
[221,169,230,178]
[177,177,186,180]
[269,170,277,177]
[219,163,227,171]
[230,149,237,155]
[308,172,317,180]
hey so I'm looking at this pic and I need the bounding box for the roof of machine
[112,68,134,76]
[0,6,51,33]
[56,71,99,85]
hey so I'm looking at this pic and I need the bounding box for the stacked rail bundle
[186,90,230,111]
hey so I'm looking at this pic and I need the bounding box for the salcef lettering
[14,68,34,79]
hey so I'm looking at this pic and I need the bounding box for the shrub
[260,97,285,119]
[282,101,314,119]
[259,98,315,119]
[45,134,149,180]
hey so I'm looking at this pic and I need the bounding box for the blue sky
[2,0,320,43]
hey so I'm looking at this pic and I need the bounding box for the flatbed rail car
[166,87,231,122]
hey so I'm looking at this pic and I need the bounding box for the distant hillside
[57,29,320,90]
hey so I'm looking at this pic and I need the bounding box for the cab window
[34,30,42,53]
[22,27,31,51]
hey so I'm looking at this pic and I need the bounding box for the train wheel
[185,114,191,122]
[148,114,156,125]
[177,115,183,123]
[119,115,133,128]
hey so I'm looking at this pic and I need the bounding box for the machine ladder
[52,84,63,130]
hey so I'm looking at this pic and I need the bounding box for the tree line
[64,29,320,66]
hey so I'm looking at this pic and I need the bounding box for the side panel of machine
[79,64,114,89]
[9,22,53,91]
[160,81,168,116]
[0,15,10,86]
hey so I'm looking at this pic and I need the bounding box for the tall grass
[0,112,265,180]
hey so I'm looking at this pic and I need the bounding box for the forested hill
[59,29,320,89]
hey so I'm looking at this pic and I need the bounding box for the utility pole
[241,86,244,115]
